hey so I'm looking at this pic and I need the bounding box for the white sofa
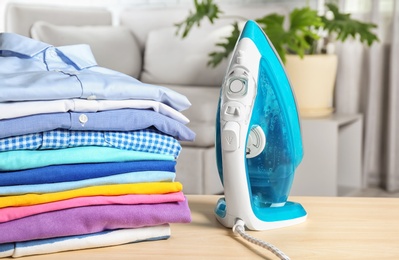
[4,1,287,194]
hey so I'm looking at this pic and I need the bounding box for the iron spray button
[222,121,240,151]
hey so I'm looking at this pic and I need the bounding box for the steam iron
[214,20,307,230]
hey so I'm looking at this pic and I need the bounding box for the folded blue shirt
[0,160,176,186]
[0,129,181,158]
[0,33,190,111]
[0,171,176,196]
[0,108,195,141]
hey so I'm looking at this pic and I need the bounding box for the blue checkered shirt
[0,129,181,158]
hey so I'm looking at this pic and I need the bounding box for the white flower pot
[285,54,338,118]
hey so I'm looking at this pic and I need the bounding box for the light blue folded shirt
[0,108,195,141]
[0,33,190,111]
[0,146,174,171]
[0,171,176,196]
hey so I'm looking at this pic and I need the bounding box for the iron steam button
[226,106,240,116]
[226,106,235,115]
[229,79,244,93]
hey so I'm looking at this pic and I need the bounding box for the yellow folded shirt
[0,182,182,209]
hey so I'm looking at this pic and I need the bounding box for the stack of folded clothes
[0,33,194,258]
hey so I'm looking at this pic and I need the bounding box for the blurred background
[0,0,398,197]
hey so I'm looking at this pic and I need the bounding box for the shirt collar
[0,33,97,69]
[57,45,97,69]
[0,33,49,57]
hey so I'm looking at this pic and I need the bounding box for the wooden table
[19,195,399,259]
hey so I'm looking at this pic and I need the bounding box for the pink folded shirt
[0,192,185,223]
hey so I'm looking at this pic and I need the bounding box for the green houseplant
[175,1,379,117]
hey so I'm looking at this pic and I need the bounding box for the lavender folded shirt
[0,199,191,244]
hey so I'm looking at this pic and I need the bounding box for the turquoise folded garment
[0,171,175,196]
[0,225,170,258]
[0,146,174,171]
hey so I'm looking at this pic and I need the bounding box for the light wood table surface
[19,195,399,259]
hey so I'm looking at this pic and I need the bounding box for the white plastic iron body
[214,20,307,231]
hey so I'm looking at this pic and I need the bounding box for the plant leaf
[175,0,222,38]
[290,7,323,30]
[257,8,322,61]
[288,7,323,56]
[323,3,379,46]
[208,22,241,67]
[256,13,287,62]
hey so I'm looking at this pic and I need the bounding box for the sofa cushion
[141,23,235,86]
[6,3,112,37]
[30,21,142,78]
[165,84,220,148]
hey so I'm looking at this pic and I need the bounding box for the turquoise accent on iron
[215,96,224,185]
[214,198,227,218]
[252,201,307,222]
[240,20,303,168]
[215,198,306,222]
[241,20,304,221]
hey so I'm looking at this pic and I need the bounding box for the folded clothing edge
[0,224,171,258]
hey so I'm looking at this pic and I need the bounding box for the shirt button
[79,114,88,124]
[87,95,97,100]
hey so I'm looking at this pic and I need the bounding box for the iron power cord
[232,219,290,260]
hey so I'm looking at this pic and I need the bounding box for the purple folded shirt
[0,199,191,244]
